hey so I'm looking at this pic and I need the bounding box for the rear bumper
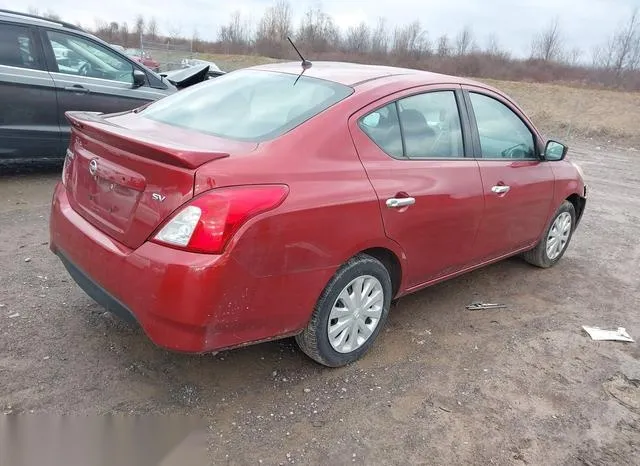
[57,252,138,325]
[49,183,325,353]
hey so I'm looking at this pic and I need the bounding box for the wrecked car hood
[160,64,224,89]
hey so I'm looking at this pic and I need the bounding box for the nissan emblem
[89,159,98,176]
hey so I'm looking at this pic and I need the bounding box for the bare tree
[256,0,292,42]
[530,18,563,61]
[43,9,61,21]
[344,22,371,54]
[370,17,389,56]
[167,22,183,43]
[611,8,640,75]
[219,11,252,53]
[94,19,108,36]
[591,7,639,79]
[120,21,129,47]
[255,0,293,57]
[484,33,509,59]
[455,26,473,56]
[27,6,39,15]
[147,17,158,40]
[134,15,145,39]
[106,21,119,42]
[296,6,340,53]
[191,28,200,53]
[631,35,640,71]
[485,34,499,55]
[564,47,582,66]
[435,34,451,57]
[592,40,615,68]
[392,20,429,60]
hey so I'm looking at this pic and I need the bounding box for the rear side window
[143,70,353,142]
[359,90,464,159]
[398,91,464,158]
[0,24,41,70]
[358,103,403,158]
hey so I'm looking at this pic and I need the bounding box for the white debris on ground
[582,326,635,342]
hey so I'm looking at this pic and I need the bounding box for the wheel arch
[359,247,403,298]
[566,192,586,228]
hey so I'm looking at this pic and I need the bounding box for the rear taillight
[151,185,289,254]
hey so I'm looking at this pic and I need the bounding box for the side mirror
[544,140,568,161]
[132,69,146,88]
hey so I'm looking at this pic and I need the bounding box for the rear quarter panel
[193,97,404,334]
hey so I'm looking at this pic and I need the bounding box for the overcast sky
[1,0,637,58]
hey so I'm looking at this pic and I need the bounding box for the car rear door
[0,21,60,159]
[462,86,555,260]
[39,29,168,149]
[350,86,485,290]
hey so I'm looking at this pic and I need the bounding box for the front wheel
[296,254,392,367]
[523,200,576,268]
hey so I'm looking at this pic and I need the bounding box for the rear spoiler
[66,111,230,169]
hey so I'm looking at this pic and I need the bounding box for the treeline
[29,2,640,90]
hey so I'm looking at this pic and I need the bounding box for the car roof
[0,9,84,31]
[251,61,485,88]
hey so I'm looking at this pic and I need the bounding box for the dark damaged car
[0,9,214,162]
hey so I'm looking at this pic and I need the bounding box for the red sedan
[50,62,587,367]
[125,48,161,72]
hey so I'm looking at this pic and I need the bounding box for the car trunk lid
[64,111,256,249]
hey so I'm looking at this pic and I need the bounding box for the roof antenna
[287,36,312,69]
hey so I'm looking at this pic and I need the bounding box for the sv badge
[151,193,166,202]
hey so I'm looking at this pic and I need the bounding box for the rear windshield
[142,69,353,142]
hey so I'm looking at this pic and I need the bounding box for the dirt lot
[0,140,638,465]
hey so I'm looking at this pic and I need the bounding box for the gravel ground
[0,142,638,465]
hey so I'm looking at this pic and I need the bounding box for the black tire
[523,200,576,268]
[295,254,392,367]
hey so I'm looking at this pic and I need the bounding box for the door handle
[491,185,511,194]
[64,85,90,94]
[386,197,416,208]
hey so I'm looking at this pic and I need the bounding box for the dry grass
[196,54,640,148]
[199,53,284,70]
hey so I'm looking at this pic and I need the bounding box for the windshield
[142,69,353,142]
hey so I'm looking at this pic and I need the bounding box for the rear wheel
[523,200,576,268]
[296,254,392,367]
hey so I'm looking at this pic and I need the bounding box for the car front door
[463,86,555,260]
[40,29,169,148]
[350,87,485,290]
[0,22,60,159]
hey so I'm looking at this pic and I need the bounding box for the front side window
[46,31,134,83]
[0,24,40,70]
[469,92,536,159]
[143,69,353,142]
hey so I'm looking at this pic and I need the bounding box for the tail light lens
[151,185,289,254]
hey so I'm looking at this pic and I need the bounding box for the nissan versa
[49,61,587,367]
